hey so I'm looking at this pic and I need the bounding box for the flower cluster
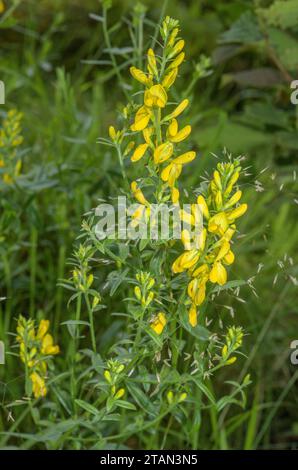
[221,326,244,365]
[103,359,126,409]
[133,271,167,335]
[172,161,247,327]
[0,109,24,184]
[107,17,247,335]
[16,315,59,398]
[109,16,195,206]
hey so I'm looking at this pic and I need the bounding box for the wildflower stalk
[84,293,96,352]
[29,225,38,317]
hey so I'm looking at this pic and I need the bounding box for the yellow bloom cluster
[0,109,24,184]
[133,271,167,335]
[221,326,244,365]
[103,359,125,401]
[172,161,247,327]
[16,315,59,398]
[124,16,194,205]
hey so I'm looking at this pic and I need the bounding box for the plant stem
[29,226,38,317]
[85,293,96,352]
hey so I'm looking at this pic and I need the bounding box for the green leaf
[220,12,263,44]
[75,399,100,417]
[259,0,298,30]
[192,378,216,405]
[126,382,157,416]
[115,400,137,411]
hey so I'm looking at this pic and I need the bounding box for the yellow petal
[168,164,182,187]
[209,262,227,286]
[167,119,178,138]
[131,181,148,205]
[197,195,210,219]
[169,125,191,143]
[181,229,191,249]
[188,304,197,327]
[215,241,230,262]
[130,66,152,87]
[224,250,235,265]
[225,190,242,208]
[151,312,166,335]
[168,52,185,70]
[172,151,196,165]
[131,106,151,131]
[227,203,247,222]
[37,320,49,340]
[208,212,229,235]
[143,127,153,144]
[171,187,180,204]
[131,143,149,162]
[154,141,173,164]
[145,85,168,108]
[166,99,189,120]
[162,68,178,89]
[161,163,173,182]
[147,48,158,77]
[109,126,117,140]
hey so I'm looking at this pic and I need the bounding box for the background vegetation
[0,0,297,449]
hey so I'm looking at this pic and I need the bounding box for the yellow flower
[131,143,149,162]
[215,241,230,262]
[168,27,179,47]
[172,249,200,273]
[144,85,167,108]
[147,48,158,78]
[131,181,148,206]
[224,250,235,265]
[167,119,178,138]
[208,212,229,236]
[171,187,180,203]
[109,126,117,140]
[131,106,151,132]
[41,334,60,355]
[188,304,197,327]
[0,1,5,14]
[150,312,167,335]
[161,162,182,187]
[36,319,49,340]
[166,98,189,120]
[143,126,154,144]
[169,39,185,58]
[114,388,125,399]
[130,66,152,87]
[162,68,178,89]
[197,195,210,219]
[192,263,209,278]
[169,125,191,143]
[227,203,247,222]
[225,190,242,209]
[30,372,47,398]
[172,151,196,165]
[153,141,173,164]
[224,171,240,196]
[209,261,227,286]
[168,52,185,70]
[188,278,206,306]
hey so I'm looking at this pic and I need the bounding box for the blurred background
[0,0,297,449]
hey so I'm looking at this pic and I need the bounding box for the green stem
[29,226,38,317]
[85,294,96,352]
